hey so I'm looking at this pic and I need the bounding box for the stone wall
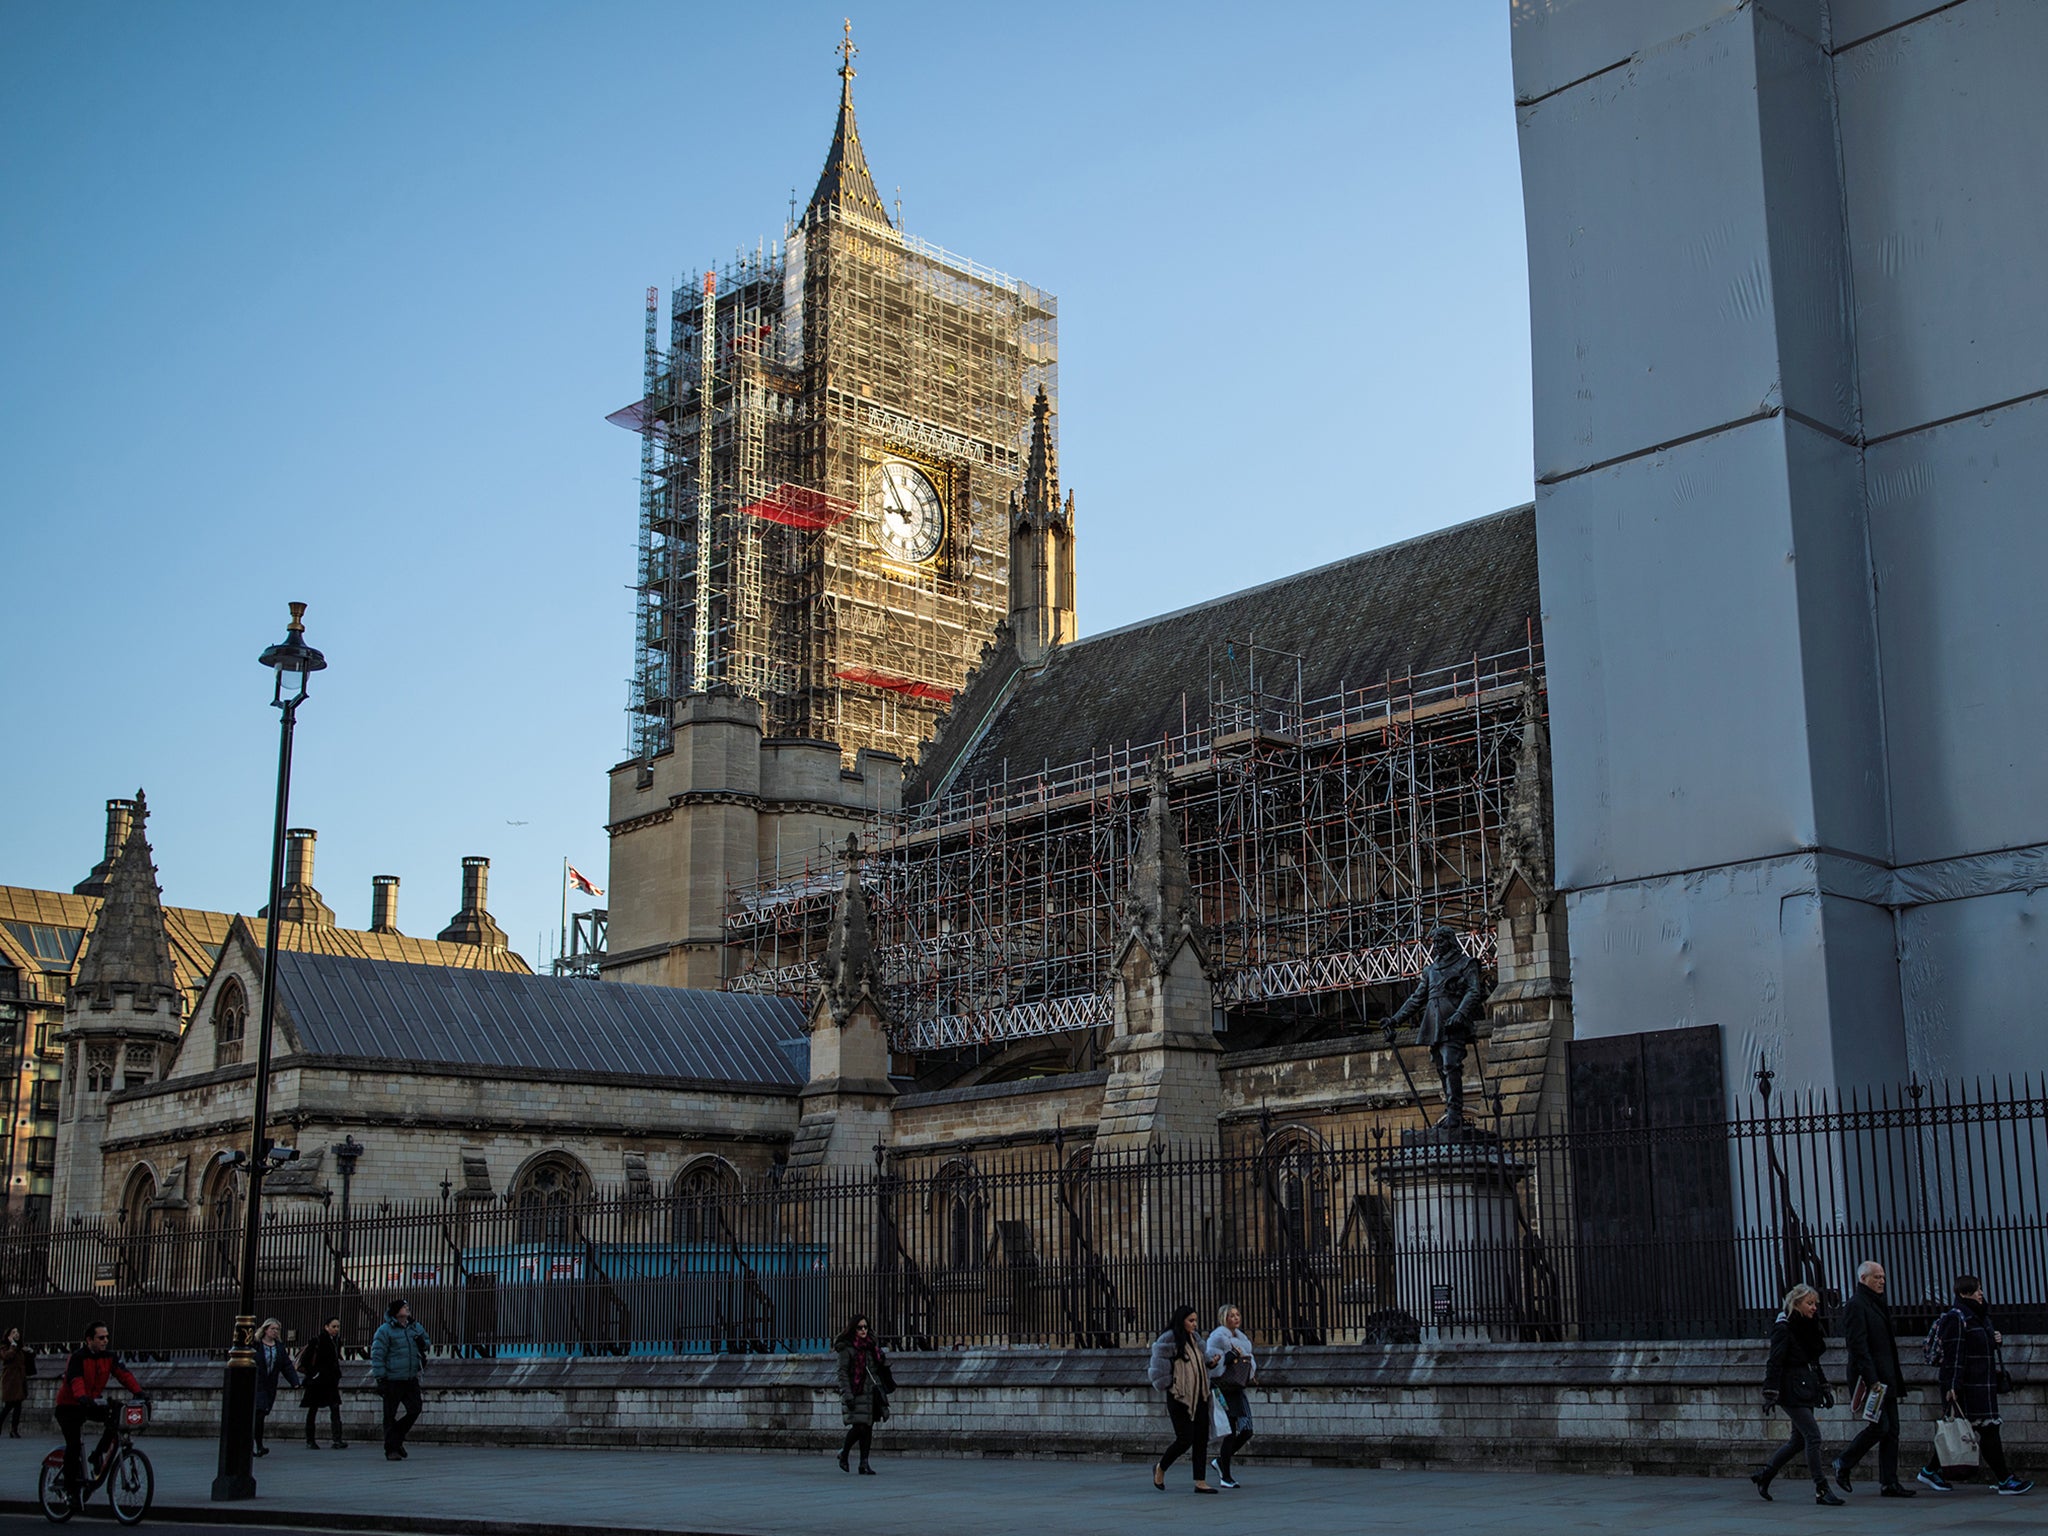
[112,1338,2040,1476]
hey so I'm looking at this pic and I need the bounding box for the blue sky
[0,1,1532,966]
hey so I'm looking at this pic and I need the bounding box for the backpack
[1923,1308,1956,1368]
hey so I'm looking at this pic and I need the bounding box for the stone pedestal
[1374,1128,1529,1339]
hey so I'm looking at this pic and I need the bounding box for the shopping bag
[1933,1413,1980,1472]
[1210,1388,1232,1440]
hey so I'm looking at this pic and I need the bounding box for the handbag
[1209,1388,1232,1440]
[1219,1350,1254,1389]
[1933,1413,1980,1472]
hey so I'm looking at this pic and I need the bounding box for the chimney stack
[437,856,510,950]
[369,875,401,934]
[74,796,142,897]
[284,828,317,889]
[260,826,336,926]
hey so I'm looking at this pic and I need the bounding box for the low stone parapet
[121,1337,2039,1477]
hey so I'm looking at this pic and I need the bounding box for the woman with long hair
[833,1314,893,1476]
[299,1316,346,1450]
[1752,1283,1844,1505]
[1206,1302,1257,1488]
[1145,1303,1218,1494]
[0,1325,34,1437]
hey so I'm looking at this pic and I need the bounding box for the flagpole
[560,856,568,968]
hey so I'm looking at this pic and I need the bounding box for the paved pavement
[0,1433,2034,1534]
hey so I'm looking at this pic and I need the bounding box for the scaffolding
[615,204,1056,762]
[726,636,1543,1053]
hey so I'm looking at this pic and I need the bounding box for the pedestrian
[369,1298,430,1462]
[833,1314,894,1476]
[252,1317,301,1457]
[299,1316,347,1450]
[1146,1303,1218,1495]
[1919,1274,2032,1495]
[0,1326,35,1437]
[1832,1261,1915,1497]
[53,1321,145,1501]
[1205,1302,1256,1489]
[1750,1282,1844,1505]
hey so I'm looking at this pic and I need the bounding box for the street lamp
[212,602,326,1503]
[332,1136,364,1333]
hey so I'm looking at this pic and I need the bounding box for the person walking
[1205,1303,1257,1489]
[251,1317,301,1457]
[1920,1275,2032,1495]
[832,1314,893,1475]
[0,1326,35,1437]
[1751,1283,1844,1505]
[298,1316,347,1450]
[1833,1260,1915,1498]
[369,1298,430,1462]
[1146,1303,1218,1495]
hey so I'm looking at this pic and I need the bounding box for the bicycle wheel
[108,1447,153,1526]
[37,1458,77,1524]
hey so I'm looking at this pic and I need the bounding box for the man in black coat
[1834,1260,1916,1497]
[1384,925,1485,1129]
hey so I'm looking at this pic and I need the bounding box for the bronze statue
[1383,925,1485,1129]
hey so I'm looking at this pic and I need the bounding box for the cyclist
[53,1321,144,1499]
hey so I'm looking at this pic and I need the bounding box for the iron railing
[1,1076,2040,1358]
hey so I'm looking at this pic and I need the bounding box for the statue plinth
[1374,1125,1530,1339]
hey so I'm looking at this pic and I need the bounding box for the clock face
[869,460,945,564]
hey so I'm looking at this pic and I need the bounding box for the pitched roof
[913,504,1542,800]
[804,54,892,229]
[273,951,806,1088]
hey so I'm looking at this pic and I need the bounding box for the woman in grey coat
[1205,1302,1257,1488]
[251,1317,301,1458]
[1146,1303,1218,1494]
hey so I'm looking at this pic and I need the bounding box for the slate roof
[913,504,1541,800]
[273,951,807,1088]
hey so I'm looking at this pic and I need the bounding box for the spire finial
[838,18,858,96]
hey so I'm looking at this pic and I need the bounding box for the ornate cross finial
[838,18,858,84]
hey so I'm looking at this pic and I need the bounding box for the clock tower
[615,23,1061,768]
[602,27,1066,988]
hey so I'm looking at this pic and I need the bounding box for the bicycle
[37,1394,153,1525]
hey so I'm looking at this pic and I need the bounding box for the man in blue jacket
[369,1299,430,1461]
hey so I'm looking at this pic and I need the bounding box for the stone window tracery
[511,1152,593,1243]
[931,1159,986,1272]
[671,1157,738,1244]
[212,978,248,1068]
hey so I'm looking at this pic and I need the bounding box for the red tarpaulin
[835,666,955,703]
[741,483,856,530]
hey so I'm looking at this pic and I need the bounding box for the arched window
[85,1048,114,1096]
[120,1165,157,1230]
[213,979,248,1068]
[511,1152,592,1242]
[198,1153,241,1283]
[671,1158,738,1244]
[931,1160,986,1272]
[1262,1129,1332,1256]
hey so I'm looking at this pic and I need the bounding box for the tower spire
[72,789,180,1009]
[804,20,893,229]
[1019,386,1060,525]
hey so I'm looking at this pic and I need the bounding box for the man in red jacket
[54,1322,143,1496]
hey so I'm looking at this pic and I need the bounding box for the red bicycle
[38,1394,153,1525]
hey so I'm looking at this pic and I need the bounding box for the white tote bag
[1933,1413,1980,1472]
[1210,1388,1233,1440]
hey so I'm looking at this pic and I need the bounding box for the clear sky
[0,1,1533,967]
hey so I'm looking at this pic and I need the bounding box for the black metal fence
[2,1076,2041,1358]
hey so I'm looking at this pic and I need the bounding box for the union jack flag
[567,865,603,897]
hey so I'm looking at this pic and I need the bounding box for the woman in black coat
[833,1315,894,1476]
[299,1317,346,1450]
[1751,1284,1844,1505]
[1923,1275,2031,1495]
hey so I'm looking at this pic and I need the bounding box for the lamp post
[331,1135,363,1333]
[212,603,326,1502]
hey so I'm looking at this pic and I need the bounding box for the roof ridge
[1072,502,1535,649]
